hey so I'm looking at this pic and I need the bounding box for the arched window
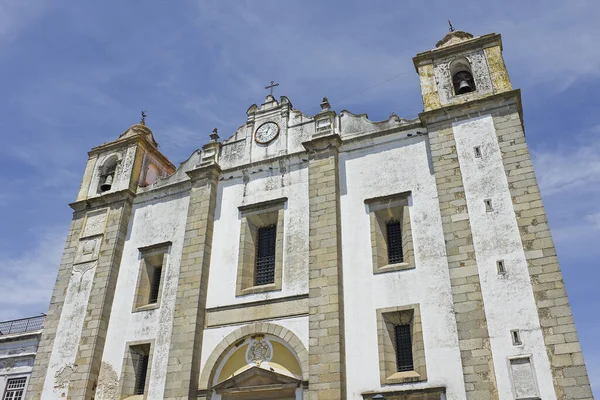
[143,163,159,186]
[450,58,476,95]
[98,155,118,193]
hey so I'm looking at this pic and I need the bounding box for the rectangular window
[133,243,170,311]
[366,193,414,274]
[148,266,162,304]
[133,349,150,395]
[120,342,153,398]
[236,198,286,296]
[394,324,413,372]
[255,225,277,286]
[386,220,404,264]
[376,304,426,385]
[3,377,26,400]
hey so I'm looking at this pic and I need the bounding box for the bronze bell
[100,174,114,192]
[458,79,473,94]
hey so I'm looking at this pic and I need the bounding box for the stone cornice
[302,133,342,154]
[413,33,502,70]
[186,163,222,182]
[69,189,136,212]
[419,89,522,128]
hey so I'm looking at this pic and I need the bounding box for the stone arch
[198,322,308,392]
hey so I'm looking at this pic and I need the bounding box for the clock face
[255,122,279,144]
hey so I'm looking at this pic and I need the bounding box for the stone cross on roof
[265,80,279,96]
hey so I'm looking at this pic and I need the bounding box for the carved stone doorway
[212,366,301,400]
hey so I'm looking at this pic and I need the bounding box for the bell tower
[26,119,174,400]
[413,30,512,112]
[414,31,593,400]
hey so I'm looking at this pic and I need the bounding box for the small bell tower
[413,30,512,112]
[75,114,175,202]
[26,115,175,400]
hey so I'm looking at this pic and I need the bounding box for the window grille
[255,225,276,286]
[394,324,414,372]
[148,267,162,304]
[133,351,149,395]
[386,220,404,264]
[3,377,27,400]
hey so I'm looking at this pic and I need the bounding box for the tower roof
[118,122,158,147]
[436,30,475,48]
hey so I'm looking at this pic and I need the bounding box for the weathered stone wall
[163,165,220,399]
[493,105,594,400]
[304,134,346,400]
[25,214,85,400]
[426,123,499,400]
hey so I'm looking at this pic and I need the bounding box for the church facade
[24,30,593,400]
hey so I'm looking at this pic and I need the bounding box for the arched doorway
[199,324,308,400]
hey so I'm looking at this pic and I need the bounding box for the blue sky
[0,0,598,394]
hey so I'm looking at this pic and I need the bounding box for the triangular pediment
[212,366,301,393]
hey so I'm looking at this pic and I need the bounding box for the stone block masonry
[425,123,499,400]
[493,105,594,400]
[163,165,220,400]
[303,134,346,400]
[25,213,86,400]
[68,199,133,399]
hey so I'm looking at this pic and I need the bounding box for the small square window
[3,377,26,400]
[484,199,494,212]
[474,146,482,158]
[511,329,522,346]
[497,260,506,275]
[133,243,170,311]
[366,193,415,274]
[236,198,286,296]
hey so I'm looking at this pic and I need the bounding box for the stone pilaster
[423,118,499,400]
[163,164,220,400]
[68,193,134,399]
[25,213,86,400]
[302,134,346,400]
[493,101,593,399]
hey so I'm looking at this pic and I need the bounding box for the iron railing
[0,315,45,336]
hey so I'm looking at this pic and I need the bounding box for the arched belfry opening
[450,58,476,95]
[97,154,119,193]
[200,324,308,400]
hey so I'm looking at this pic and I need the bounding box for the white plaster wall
[453,115,555,399]
[41,262,96,399]
[199,315,309,383]
[206,159,309,308]
[0,334,38,399]
[95,191,190,400]
[339,135,467,399]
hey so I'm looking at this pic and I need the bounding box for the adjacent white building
[0,316,44,400]
[25,30,593,400]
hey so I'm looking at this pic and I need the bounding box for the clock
[255,121,279,144]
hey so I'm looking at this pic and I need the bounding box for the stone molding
[198,322,309,395]
[205,295,308,328]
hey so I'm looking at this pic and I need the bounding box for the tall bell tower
[26,119,174,400]
[414,31,593,399]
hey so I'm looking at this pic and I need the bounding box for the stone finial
[320,97,331,111]
[210,128,220,142]
[140,110,147,125]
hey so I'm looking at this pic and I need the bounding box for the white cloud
[532,126,600,196]
[0,225,67,321]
